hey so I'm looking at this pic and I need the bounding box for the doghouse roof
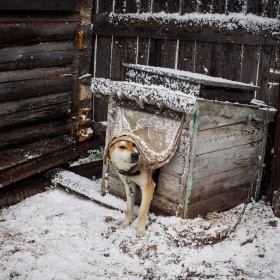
[91,77,276,115]
[123,63,260,91]
[91,78,197,113]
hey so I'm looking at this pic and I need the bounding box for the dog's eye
[119,146,126,149]
[132,143,136,147]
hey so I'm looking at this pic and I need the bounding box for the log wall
[0,0,100,188]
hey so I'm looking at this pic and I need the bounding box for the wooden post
[271,86,280,217]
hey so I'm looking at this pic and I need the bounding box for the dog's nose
[131,152,139,162]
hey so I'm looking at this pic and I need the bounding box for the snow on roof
[109,12,280,34]
[91,77,198,113]
[123,63,260,91]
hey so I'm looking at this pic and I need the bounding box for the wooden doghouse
[92,64,275,218]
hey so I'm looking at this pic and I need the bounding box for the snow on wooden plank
[123,63,260,91]
[91,78,197,113]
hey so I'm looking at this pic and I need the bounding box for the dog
[108,139,155,237]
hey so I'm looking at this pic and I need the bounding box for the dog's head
[108,140,139,171]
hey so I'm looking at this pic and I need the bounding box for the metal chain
[126,175,135,197]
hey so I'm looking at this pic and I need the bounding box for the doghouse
[91,64,275,218]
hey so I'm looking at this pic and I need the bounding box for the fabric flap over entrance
[106,105,185,169]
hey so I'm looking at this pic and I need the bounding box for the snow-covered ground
[0,183,279,279]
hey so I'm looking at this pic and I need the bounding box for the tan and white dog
[108,139,155,237]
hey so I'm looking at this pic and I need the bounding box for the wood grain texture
[190,165,256,202]
[198,101,275,130]
[0,76,73,102]
[193,142,260,180]
[0,138,104,188]
[0,135,75,169]
[0,23,77,44]
[0,67,72,84]
[196,122,264,155]
[187,186,250,218]
[0,119,75,149]
[0,103,71,129]
[0,92,71,116]
[156,172,183,203]
[0,42,74,71]
[0,0,78,11]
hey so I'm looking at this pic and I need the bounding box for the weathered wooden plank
[0,0,78,11]
[156,172,183,203]
[193,142,260,180]
[152,0,180,13]
[139,0,152,13]
[178,40,195,72]
[0,42,74,71]
[200,86,253,103]
[125,68,200,94]
[190,165,256,202]
[114,0,126,13]
[0,76,73,102]
[180,0,197,14]
[97,0,113,13]
[160,152,188,178]
[0,135,75,170]
[0,92,70,116]
[257,45,276,106]
[68,160,103,179]
[0,137,104,188]
[198,101,275,130]
[149,39,177,68]
[240,45,260,84]
[92,14,279,46]
[247,0,263,16]
[0,67,72,84]
[0,23,77,44]
[212,0,226,14]
[222,44,243,81]
[0,119,75,149]
[195,42,214,75]
[137,38,150,65]
[187,186,250,218]
[226,0,246,13]
[151,194,179,215]
[196,121,263,155]
[126,0,139,13]
[0,12,78,23]
[268,85,280,202]
[0,103,71,129]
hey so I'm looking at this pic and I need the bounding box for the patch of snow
[0,188,279,279]
[108,12,280,34]
[92,78,197,113]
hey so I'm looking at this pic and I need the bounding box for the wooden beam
[0,102,71,129]
[0,67,72,83]
[0,0,78,11]
[270,85,280,200]
[92,13,279,46]
[0,137,104,188]
[0,119,75,149]
[0,76,73,103]
[0,23,77,44]
[0,42,74,71]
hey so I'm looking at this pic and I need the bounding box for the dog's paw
[136,228,146,238]
[118,221,131,229]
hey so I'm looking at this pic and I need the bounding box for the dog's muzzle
[131,152,139,163]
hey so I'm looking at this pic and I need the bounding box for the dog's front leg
[137,178,155,238]
[118,176,136,229]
